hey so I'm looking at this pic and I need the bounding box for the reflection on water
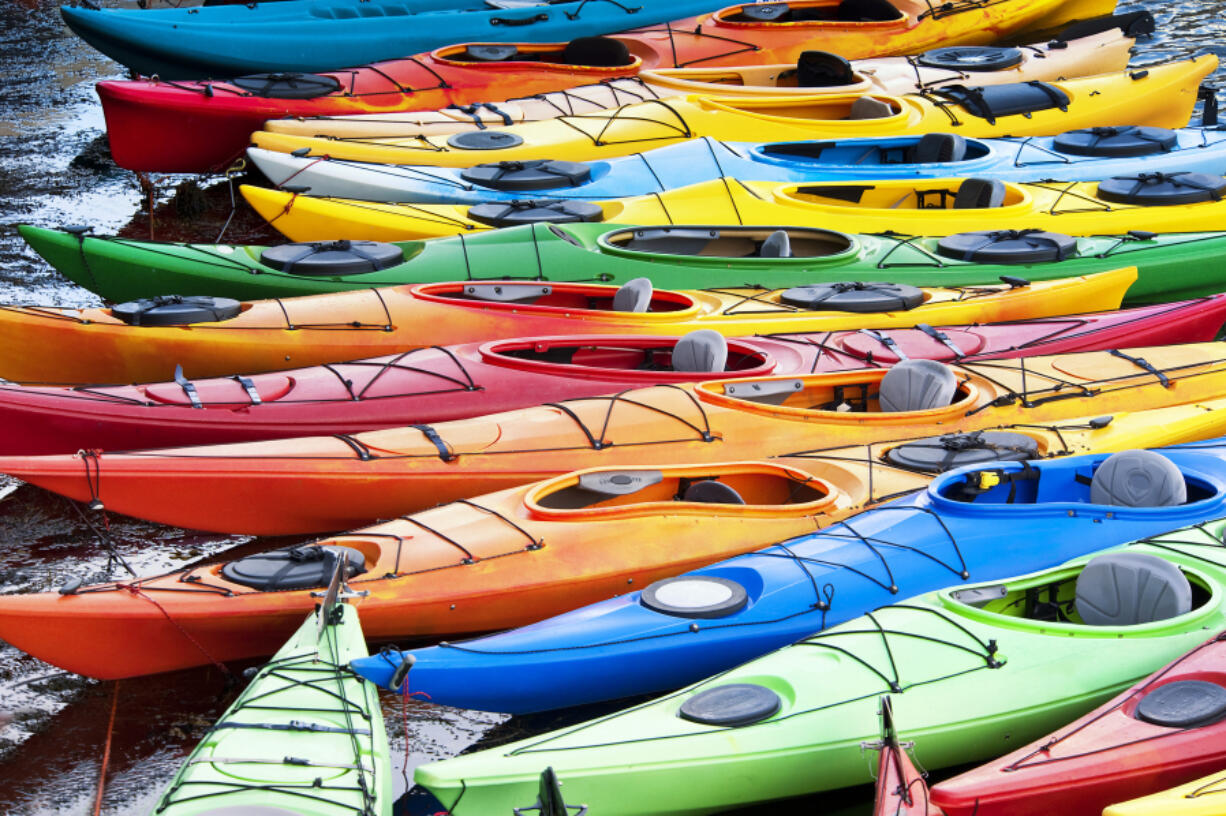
[0,0,1224,812]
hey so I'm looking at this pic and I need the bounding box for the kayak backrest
[796,50,854,87]
[1074,551,1192,625]
[848,96,894,120]
[682,480,746,504]
[953,178,1006,209]
[673,330,728,372]
[561,36,632,67]
[908,133,967,164]
[879,360,957,412]
[759,230,792,258]
[613,277,653,313]
[1090,449,1187,507]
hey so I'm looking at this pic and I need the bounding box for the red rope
[93,680,120,816]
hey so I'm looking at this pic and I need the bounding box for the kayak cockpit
[413,279,695,316]
[433,37,638,70]
[483,333,773,377]
[699,361,977,419]
[527,462,834,515]
[755,134,991,167]
[600,225,856,261]
[936,449,1219,507]
[945,551,1215,631]
[718,0,905,26]
[784,177,1025,211]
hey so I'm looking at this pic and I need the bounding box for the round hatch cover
[446,130,525,151]
[468,199,603,227]
[1136,680,1226,728]
[231,72,342,99]
[918,46,1023,72]
[460,159,593,192]
[1097,172,1226,206]
[780,281,924,312]
[884,431,1040,474]
[261,240,405,276]
[936,230,1078,264]
[112,295,242,327]
[679,683,782,727]
[641,575,748,619]
[1053,126,1177,158]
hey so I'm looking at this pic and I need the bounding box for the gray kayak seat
[1090,449,1187,507]
[908,133,968,164]
[878,359,958,412]
[759,229,792,258]
[613,277,653,312]
[848,97,894,120]
[954,178,1006,209]
[1075,551,1192,626]
[682,480,746,504]
[672,329,728,373]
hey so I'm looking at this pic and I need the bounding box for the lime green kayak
[155,598,391,815]
[416,521,1226,816]
[20,222,1226,305]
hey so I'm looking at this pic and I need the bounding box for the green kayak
[155,588,391,815]
[416,521,1226,816]
[21,222,1226,305]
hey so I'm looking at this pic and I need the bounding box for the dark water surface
[0,0,1224,812]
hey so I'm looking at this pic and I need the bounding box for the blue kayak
[352,444,1226,713]
[61,0,738,80]
[251,126,1226,205]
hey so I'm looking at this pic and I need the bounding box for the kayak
[2,296,1221,455]
[260,26,1137,144]
[247,170,1226,243]
[5,344,1226,533]
[408,515,1226,816]
[154,594,392,816]
[0,269,1137,385]
[102,21,1138,174]
[2,410,1222,680]
[868,698,942,816]
[60,0,1119,81]
[249,126,1226,206]
[1106,770,1226,816]
[932,630,1226,816]
[248,58,1216,167]
[23,221,1226,305]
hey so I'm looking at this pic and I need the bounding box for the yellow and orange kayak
[0,269,1135,385]
[4,344,1226,533]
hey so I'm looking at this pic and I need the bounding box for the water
[0,0,1223,812]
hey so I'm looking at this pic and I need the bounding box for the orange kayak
[0,271,1135,385]
[5,344,1226,534]
[0,394,1213,680]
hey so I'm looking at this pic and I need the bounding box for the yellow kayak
[245,169,1226,242]
[260,28,1136,141]
[0,269,1134,384]
[248,57,1215,167]
[1105,772,1226,816]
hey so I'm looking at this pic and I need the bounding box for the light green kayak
[155,590,391,815]
[416,519,1226,816]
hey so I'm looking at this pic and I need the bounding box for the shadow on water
[0,0,1225,811]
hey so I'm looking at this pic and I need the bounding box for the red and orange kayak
[0,396,1212,680]
[0,296,1221,455]
[4,344,1226,534]
[0,270,1136,385]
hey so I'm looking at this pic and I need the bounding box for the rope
[93,680,120,816]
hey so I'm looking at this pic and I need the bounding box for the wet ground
[0,0,1224,812]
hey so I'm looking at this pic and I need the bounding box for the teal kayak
[415,523,1226,816]
[155,590,391,815]
[20,222,1226,304]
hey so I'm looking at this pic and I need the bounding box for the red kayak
[0,296,1221,456]
[871,697,943,816]
[931,632,1226,816]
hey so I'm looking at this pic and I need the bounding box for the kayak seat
[759,230,792,258]
[561,36,633,68]
[932,82,1070,125]
[836,0,902,22]
[672,330,728,372]
[463,44,521,62]
[848,97,894,120]
[1090,449,1187,507]
[907,133,968,164]
[954,178,1006,209]
[796,51,855,88]
[221,545,367,592]
[1074,552,1192,626]
[682,480,746,504]
[613,277,653,312]
[878,359,957,412]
